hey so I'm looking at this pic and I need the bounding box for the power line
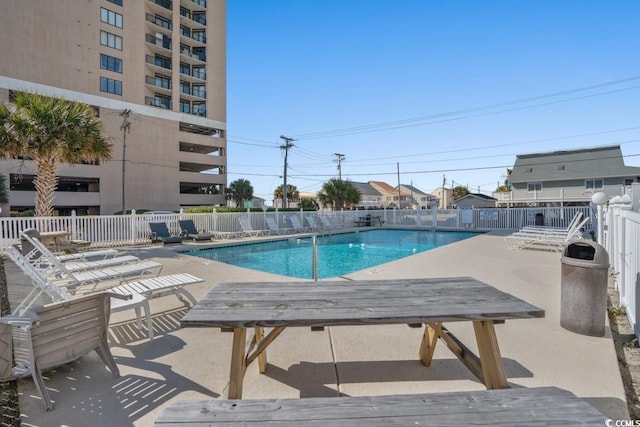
[287,77,640,140]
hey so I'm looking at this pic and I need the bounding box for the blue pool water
[185,229,480,279]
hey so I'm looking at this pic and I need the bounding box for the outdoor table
[39,231,71,250]
[181,277,545,399]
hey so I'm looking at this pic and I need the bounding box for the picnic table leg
[472,320,508,389]
[419,323,439,366]
[255,327,267,373]
[228,327,247,399]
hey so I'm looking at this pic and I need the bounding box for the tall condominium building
[0,0,227,215]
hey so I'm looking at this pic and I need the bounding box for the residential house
[493,145,640,207]
[350,182,383,209]
[369,181,412,208]
[431,187,453,209]
[453,193,497,209]
[398,184,439,209]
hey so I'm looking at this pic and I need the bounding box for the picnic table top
[181,277,545,329]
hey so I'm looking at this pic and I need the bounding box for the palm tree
[226,178,253,207]
[273,184,299,204]
[0,92,111,216]
[317,179,361,210]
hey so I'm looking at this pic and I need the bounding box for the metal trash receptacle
[560,240,609,337]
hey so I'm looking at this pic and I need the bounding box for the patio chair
[21,232,139,274]
[265,216,294,235]
[179,219,215,241]
[286,215,308,233]
[504,216,589,251]
[521,212,583,233]
[0,291,129,410]
[21,228,120,262]
[305,215,327,232]
[6,245,203,341]
[149,222,184,244]
[238,215,270,237]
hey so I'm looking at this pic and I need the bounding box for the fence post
[71,210,77,239]
[130,209,137,245]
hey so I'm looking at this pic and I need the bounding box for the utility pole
[279,135,295,208]
[397,162,401,208]
[333,153,345,179]
[120,109,131,213]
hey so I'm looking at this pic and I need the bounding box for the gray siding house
[493,145,640,207]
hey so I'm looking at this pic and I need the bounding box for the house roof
[399,184,431,197]
[510,145,640,183]
[350,181,382,196]
[369,181,411,196]
[455,193,497,202]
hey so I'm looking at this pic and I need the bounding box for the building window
[180,81,191,94]
[107,0,123,6]
[180,25,191,37]
[192,47,206,61]
[192,12,206,25]
[100,77,122,95]
[192,84,206,98]
[180,62,191,75]
[146,94,172,109]
[192,66,205,80]
[154,54,172,69]
[100,30,122,50]
[527,183,542,192]
[192,102,206,116]
[192,30,206,43]
[100,8,123,28]
[100,54,122,73]
[585,179,603,189]
[180,99,191,113]
[154,15,172,30]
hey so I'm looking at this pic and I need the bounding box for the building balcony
[145,75,173,95]
[145,12,173,32]
[145,96,173,110]
[145,33,172,52]
[145,54,172,71]
[186,0,207,12]
[148,0,173,11]
[492,184,632,205]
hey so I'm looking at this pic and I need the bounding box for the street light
[591,191,607,243]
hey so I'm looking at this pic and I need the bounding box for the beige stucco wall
[0,0,227,215]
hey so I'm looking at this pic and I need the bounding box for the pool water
[185,229,480,279]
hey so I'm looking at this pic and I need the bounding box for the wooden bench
[154,386,607,426]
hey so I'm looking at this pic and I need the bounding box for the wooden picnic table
[181,277,545,400]
[39,230,90,253]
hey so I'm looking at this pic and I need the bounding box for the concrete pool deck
[5,230,629,425]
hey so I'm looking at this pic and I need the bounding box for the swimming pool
[185,229,480,279]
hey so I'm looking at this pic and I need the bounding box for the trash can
[560,240,609,337]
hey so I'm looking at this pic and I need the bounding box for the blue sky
[226,1,640,204]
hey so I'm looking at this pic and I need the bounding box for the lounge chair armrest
[0,312,38,327]
[103,292,132,301]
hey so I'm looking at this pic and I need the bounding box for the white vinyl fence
[0,206,594,251]
[603,202,640,339]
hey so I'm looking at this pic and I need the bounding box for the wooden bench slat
[154,387,606,426]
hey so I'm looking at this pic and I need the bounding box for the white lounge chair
[305,215,327,232]
[6,245,203,341]
[0,291,129,410]
[286,215,308,233]
[238,215,270,237]
[19,231,162,288]
[521,212,583,234]
[504,216,589,251]
[265,217,294,235]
